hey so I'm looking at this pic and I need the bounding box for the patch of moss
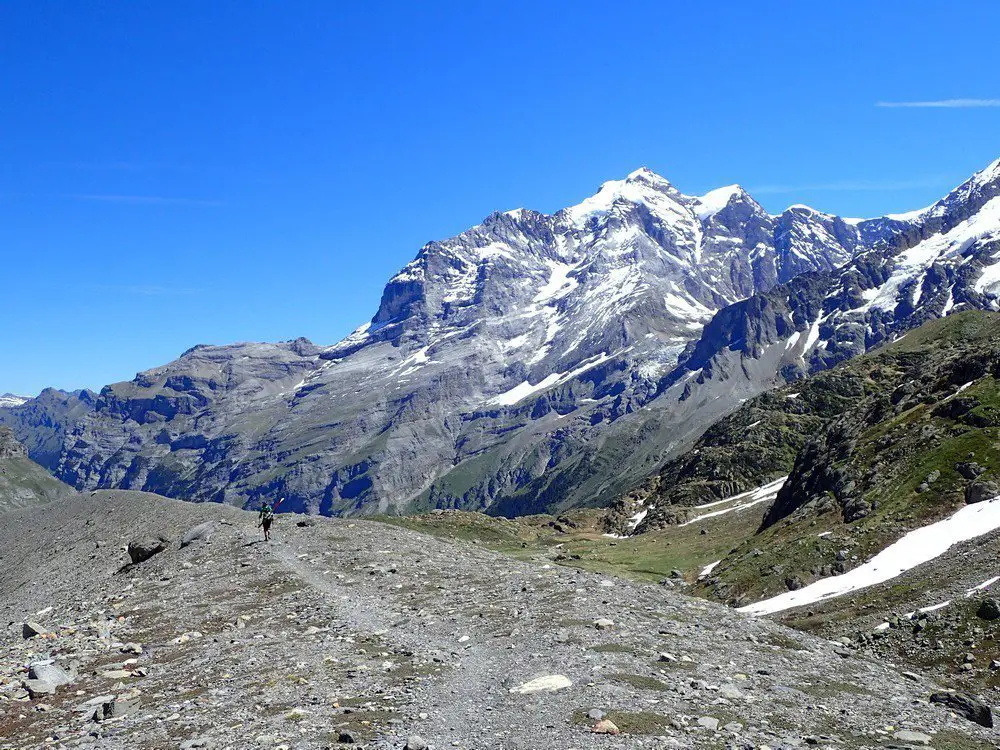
[589,643,634,653]
[606,672,670,691]
[571,709,673,735]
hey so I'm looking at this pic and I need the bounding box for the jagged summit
[693,184,748,221]
[5,157,1000,520]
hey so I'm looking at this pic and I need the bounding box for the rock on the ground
[29,661,73,687]
[976,598,1000,620]
[21,621,48,638]
[893,729,932,745]
[929,691,994,728]
[965,479,1000,505]
[24,679,56,697]
[127,536,170,564]
[509,674,573,694]
[592,719,620,735]
[180,521,217,547]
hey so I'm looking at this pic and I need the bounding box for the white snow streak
[741,496,1000,616]
[699,560,722,579]
[966,576,1000,597]
[487,352,610,407]
[626,508,650,532]
[679,477,787,526]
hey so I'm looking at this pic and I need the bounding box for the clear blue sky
[2,1,999,395]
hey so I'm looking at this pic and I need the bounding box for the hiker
[258,497,283,541]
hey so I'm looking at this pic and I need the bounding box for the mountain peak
[973,155,1000,186]
[693,184,747,221]
[626,166,671,185]
[560,167,679,227]
[0,393,28,408]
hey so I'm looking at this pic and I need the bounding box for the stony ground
[1,493,997,749]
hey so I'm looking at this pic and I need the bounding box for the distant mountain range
[3,158,999,517]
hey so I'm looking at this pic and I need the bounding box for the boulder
[592,719,620,735]
[593,618,615,630]
[29,661,73,687]
[929,691,993,728]
[842,498,871,522]
[127,536,170,564]
[24,679,56,698]
[893,729,931,745]
[509,675,573,694]
[180,521,217,548]
[977,598,1000,621]
[109,690,142,719]
[697,716,720,731]
[22,621,48,639]
[404,737,428,750]
[956,461,985,479]
[965,479,1000,505]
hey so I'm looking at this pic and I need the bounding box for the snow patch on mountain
[740,496,1000,616]
[487,352,611,407]
[679,476,787,527]
[0,394,28,409]
[866,196,1000,312]
[694,185,743,221]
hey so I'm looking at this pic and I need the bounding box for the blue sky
[2,1,999,395]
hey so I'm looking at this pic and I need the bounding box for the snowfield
[740,496,1000,616]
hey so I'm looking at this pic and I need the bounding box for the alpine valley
[5,159,1000,521]
[6,159,1000,749]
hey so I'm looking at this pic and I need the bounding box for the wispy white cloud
[749,176,952,195]
[66,194,224,206]
[877,99,1000,108]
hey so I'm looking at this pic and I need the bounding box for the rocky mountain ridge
[0,426,74,511]
[4,159,1000,519]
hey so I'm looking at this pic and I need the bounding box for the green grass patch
[571,709,673,735]
[606,672,670,691]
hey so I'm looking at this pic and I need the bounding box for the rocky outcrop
[8,159,1000,519]
[675,310,1000,608]
[0,427,73,511]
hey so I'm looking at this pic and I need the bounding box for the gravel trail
[1,492,996,749]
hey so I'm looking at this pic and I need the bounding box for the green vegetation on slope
[697,311,1000,604]
[0,426,73,511]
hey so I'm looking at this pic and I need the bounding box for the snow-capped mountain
[673,157,1000,386]
[0,394,28,409]
[4,159,1000,517]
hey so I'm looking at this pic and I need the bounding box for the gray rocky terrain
[3,492,998,749]
[0,427,72,511]
[4,159,996,523]
[7,162,979,520]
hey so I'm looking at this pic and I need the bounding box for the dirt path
[1,494,997,749]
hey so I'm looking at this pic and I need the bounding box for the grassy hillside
[0,427,73,511]
[700,311,1000,605]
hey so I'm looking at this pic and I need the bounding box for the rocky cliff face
[621,312,1000,610]
[0,388,96,470]
[0,426,73,511]
[5,160,1000,517]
